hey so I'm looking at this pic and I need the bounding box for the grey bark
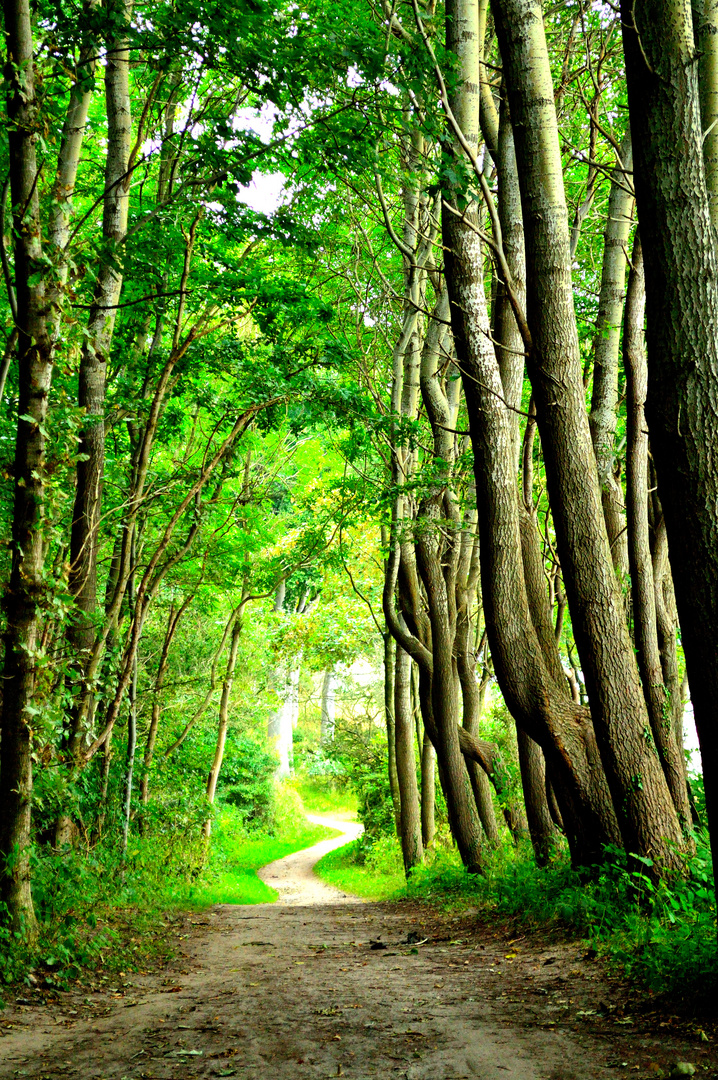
[623,233,692,829]
[588,132,634,577]
[394,646,424,873]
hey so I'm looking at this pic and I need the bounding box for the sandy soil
[1,817,716,1080]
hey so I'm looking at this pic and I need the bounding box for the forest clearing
[3,0,718,1075]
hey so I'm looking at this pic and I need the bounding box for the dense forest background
[1,0,718,992]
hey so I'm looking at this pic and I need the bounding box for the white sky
[239,171,286,214]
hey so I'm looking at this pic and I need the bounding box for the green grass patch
[293,779,358,819]
[314,835,406,900]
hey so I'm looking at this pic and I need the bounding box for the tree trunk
[66,0,133,754]
[320,666,336,741]
[621,0,718,890]
[394,646,424,873]
[420,732,436,848]
[693,0,718,228]
[383,629,402,838]
[140,596,192,810]
[0,0,53,938]
[516,728,555,866]
[588,131,634,576]
[624,233,692,829]
[493,0,685,871]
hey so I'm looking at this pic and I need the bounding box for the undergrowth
[0,784,336,999]
[315,834,405,900]
[318,827,718,996]
[293,778,358,819]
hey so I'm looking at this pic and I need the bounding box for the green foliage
[0,790,336,994]
[405,835,717,996]
[171,798,337,908]
[220,734,278,829]
[294,778,358,818]
[314,836,405,901]
[339,732,395,841]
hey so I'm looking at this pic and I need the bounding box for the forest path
[0,823,707,1080]
[257,813,363,904]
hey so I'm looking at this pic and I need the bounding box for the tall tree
[621,0,718,889]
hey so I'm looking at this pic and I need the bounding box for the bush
[219,733,277,828]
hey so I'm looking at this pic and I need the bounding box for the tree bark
[66,0,133,758]
[320,666,336,741]
[420,732,436,848]
[140,595,193,809]
[624,233,692,829]
[693,0,718,229]
[516,728,555,866]
[0,0,53,937]
[588,131,634,576]
[383,629,402,838]
[204,611,243,838]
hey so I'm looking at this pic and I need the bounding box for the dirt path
[1,818,715,1080]
[257,815,364,904]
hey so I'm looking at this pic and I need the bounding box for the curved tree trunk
[516,728,555,866]
[624,233,692,828]
[204,612,243,839]
[588,131,634,576]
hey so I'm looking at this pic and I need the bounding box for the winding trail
[258,814,363,904]
[0,816,698,1080]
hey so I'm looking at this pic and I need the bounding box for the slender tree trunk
[93,732,114,844]
[588,132,634,576]
[693,0,718,228]
[383,629,402,837]
[66,0,133,753]
[121,532,138,854]
[621,0,718,891]
[320,666,336,741]
[140,595,192,810]
[204,613,243,839]
[394,646,424,873]
[420,732,436,848]
[624,233,692,829]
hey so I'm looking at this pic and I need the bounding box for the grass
[313,824,718,996]
[176,811,338,907]
[314,835,406,900]
[293,779,358,819]
[0,785,342,994]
